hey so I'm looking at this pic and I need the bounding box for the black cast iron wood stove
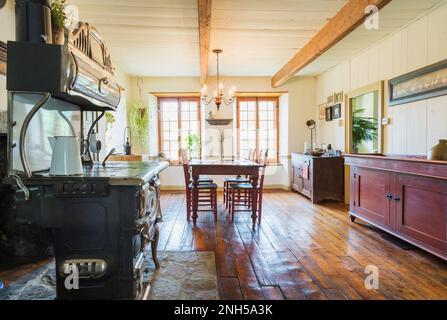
[12,166,166,300]
[6,15,169,299]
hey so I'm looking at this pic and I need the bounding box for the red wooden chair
[181,149,218,222]
[228,149,268,223]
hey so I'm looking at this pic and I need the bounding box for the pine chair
[181,149,218,222]
[228,149,268,223]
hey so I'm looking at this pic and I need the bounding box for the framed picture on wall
[327,94,335,105]
[318,103,327,120]
[331,103,341,119]
[389,59,447,106]
[325,106,333,121]
[334,91,344,103]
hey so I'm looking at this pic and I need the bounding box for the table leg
[192,173,199,224]
[251,174,258,225]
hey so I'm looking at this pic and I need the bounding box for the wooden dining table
[189,159,263,225]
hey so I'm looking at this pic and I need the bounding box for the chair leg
[186,189,191,222]
[226,184,230,210]
[213,189,218,220]
[223,182,227,203]
[258,191,263,224]
[231,189,235,222]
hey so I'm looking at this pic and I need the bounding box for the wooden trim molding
[151,92,201,98]
[157,96,202,161]
[198,0,212,86]
[345,81,384,154]
[271,0,392,87]
[0,41,6,75]
[236,96,280,163]
[236,92,287,98]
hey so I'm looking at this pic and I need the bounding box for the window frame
[157,96,202,163]
[236,97,280,163]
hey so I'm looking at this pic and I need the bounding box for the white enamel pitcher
[48,136,83,176]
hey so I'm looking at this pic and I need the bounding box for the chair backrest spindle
[181,148,191,188]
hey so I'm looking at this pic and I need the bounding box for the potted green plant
[185,133,200,158]
[51,0,66,45]
[129,101,149,146]
[352,108,378,153]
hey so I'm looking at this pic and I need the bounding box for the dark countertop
[189,159,262,167]
[7,161,169,186]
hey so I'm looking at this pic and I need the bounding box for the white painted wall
[0,0,15,111]
[316,2,447,155]
[101,66,131,155]
[129,76,316,189]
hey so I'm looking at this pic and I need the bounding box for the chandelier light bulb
[200,49,235,111]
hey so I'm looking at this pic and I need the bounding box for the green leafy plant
[50,0,66,29]
[129,101,149,145]
[352,108,378,152]
[105,112,115,126]
[185,133,200,157]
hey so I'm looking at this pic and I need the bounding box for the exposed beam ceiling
[198,0,212,85]
[68,0,443,78]
[271,0,393,87]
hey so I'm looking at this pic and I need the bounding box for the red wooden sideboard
[345,154,447,261]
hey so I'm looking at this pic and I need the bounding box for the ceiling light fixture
[201,49,236,110]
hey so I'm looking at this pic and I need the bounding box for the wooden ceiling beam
[271,0,393,88]
[198,0,212,86]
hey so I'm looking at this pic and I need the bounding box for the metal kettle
[48,136,83,176]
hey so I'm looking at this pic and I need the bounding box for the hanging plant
[105,112,115,126]
[129,101,149,145]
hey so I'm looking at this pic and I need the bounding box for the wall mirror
[346,81,384,154]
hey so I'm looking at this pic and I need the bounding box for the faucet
[102,148,116,167]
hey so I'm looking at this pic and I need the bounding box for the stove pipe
[15,0,53,44]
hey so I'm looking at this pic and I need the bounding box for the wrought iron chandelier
[201,49,236,110]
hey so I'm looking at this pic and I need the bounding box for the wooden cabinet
[346,154,447,260]
[394,174,447,254]
[291,153,344,203]
[351,167,392,227]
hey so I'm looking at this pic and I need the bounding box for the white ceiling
[69,0,445,78]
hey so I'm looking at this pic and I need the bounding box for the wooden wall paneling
[368,45,380,85]
[391,30,408,78]
[390,105,407,155]
[406,16,428,72]
[378,36,393,80]
[427,2,447,65]
[426,95,447,151]
[406,100,427,156]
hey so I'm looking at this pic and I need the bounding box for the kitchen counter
[7,161,169,186]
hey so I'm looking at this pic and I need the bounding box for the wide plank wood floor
[159,190,447,300]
